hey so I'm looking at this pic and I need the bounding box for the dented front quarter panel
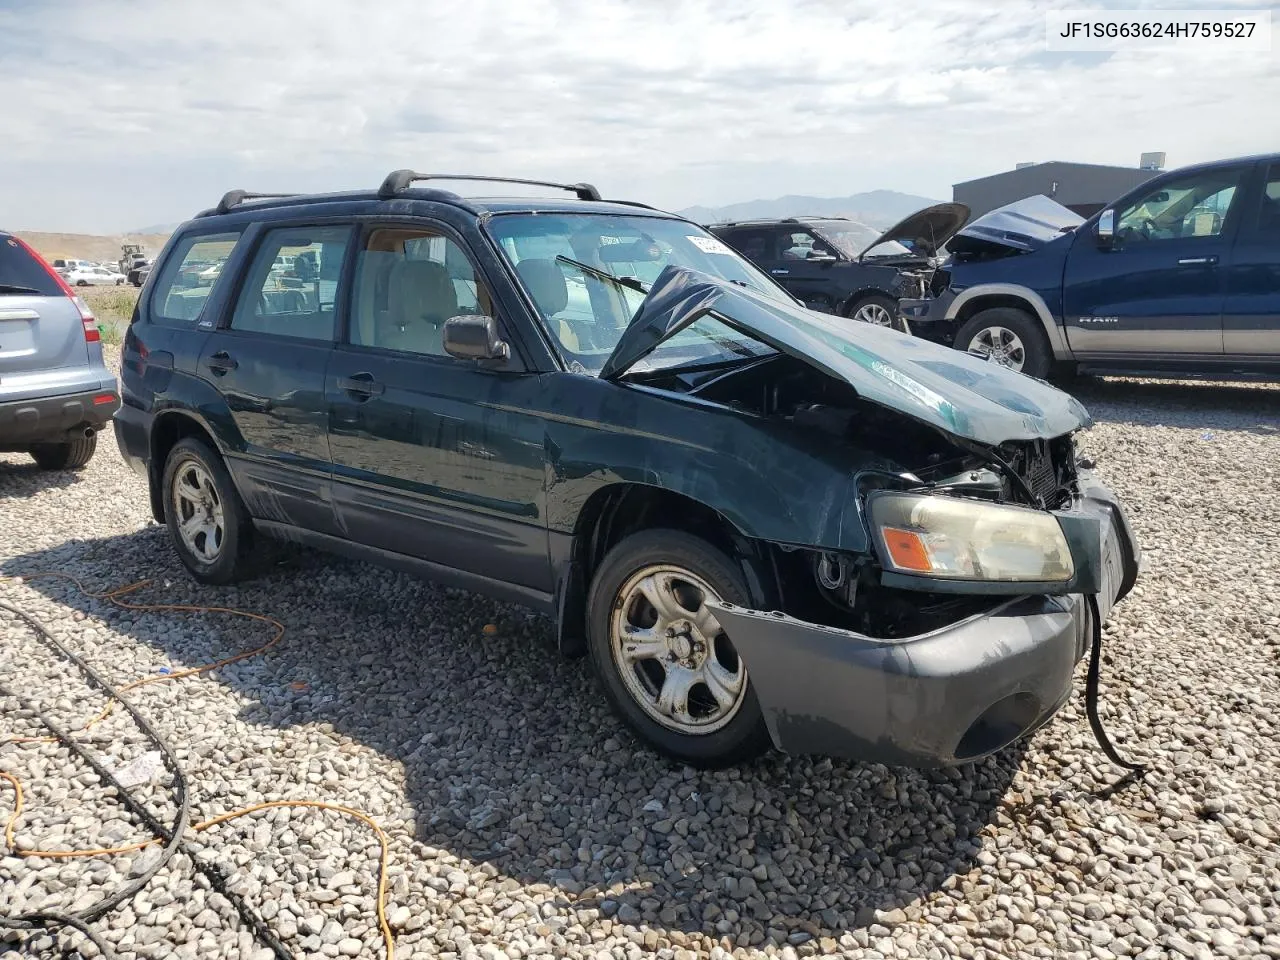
[534,372,878,552]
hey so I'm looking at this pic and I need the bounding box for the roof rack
[214,190,301,216]
[378,170,602,202]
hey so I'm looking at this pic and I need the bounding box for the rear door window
[720,229,775,262]
[230,226,351,341]
[0,236,64,296]
[151,232,242,324]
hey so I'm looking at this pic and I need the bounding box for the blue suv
[900,154,1280,380]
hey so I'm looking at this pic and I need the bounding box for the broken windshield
[486,213,793,375]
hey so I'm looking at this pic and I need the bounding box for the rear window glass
[151,232,242,324]
[0,236,63,297]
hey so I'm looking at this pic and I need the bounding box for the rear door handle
[338,373,385,398]
[207,350,237,374]
[1177,255,1218,265]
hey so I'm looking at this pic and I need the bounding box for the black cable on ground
[33,910,118,959]
[1084,594,1146,774]
[0,599,291,960]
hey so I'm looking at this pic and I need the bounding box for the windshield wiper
[0,283,42,295]
[555,255,648,294]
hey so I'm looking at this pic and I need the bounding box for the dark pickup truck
[900,154,1280,380]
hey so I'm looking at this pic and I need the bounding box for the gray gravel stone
[2,354,1278,960]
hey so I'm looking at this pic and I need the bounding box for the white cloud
[1,0,1276,232]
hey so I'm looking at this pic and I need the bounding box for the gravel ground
[2,350,1279,960]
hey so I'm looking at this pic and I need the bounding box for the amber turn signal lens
[881,526,932,572]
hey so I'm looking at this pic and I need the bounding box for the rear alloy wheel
[587,530,771,767]
[29,434,97,470]
[162,437,256,584]
[849,294,908,332]
[955,307,1051,379]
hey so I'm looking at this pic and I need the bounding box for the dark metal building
[953,159,1164,219]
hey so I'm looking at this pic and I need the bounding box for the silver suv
[0,232,120,469]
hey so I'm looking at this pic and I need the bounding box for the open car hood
[599,266,1091,446]
[948,194,1084,256]
[857,201,970,259]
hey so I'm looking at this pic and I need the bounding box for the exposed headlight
[869,493,1074,582]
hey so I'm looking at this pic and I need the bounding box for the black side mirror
[1096,209,1116,250]
[443,314,510,363]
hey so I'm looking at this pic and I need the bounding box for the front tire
[848,293,908,332]
[29,434,97,470]
[954,307,1051,379]
[586,529,771,767]
[161,437,256,584]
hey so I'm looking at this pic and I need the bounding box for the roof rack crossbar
[378,170,602,202]
[215,190,301,215]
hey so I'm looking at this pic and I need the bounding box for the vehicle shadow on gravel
[6,529,1026,950]
[0,459,85,499]
[1068,377,1280,434]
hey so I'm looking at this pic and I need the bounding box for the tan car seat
[377,260,459,356]
[515,258,581,351]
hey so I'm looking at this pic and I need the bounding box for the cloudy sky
[2,0,1277,234]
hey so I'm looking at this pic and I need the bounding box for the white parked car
[65,265,126,286]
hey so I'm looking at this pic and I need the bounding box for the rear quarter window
[149,232,242,325]
[0,236,64,296]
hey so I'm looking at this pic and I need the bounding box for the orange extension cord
[0,572,396,959]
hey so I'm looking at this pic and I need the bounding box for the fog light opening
[955,692,1042,761]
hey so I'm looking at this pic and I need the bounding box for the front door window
[1115,170,1243,243]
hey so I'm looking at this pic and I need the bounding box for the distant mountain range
[128,222,182,235]
[678,189,942,229]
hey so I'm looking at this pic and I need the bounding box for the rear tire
[954,307,1051,379]
[586,529,772,768]
[161,437,256,585]
[30,434,97,470]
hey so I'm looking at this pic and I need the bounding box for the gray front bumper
[710,479,1140,767]
[898,289,955,342]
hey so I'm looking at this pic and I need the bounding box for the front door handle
[338,373,385,398]
[1177,255,1218,265]
[207,350,237,374]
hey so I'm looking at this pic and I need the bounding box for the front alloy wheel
[587,529,771,767]
[967,325,1027,371]
[852,301,894,327]
[610,565,747,734]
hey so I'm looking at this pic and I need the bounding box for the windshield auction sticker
[1046,9,1271,50]
[688,235,735,255]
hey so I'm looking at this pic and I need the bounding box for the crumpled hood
[600,265,1092,446]
[948,194,1085,256]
